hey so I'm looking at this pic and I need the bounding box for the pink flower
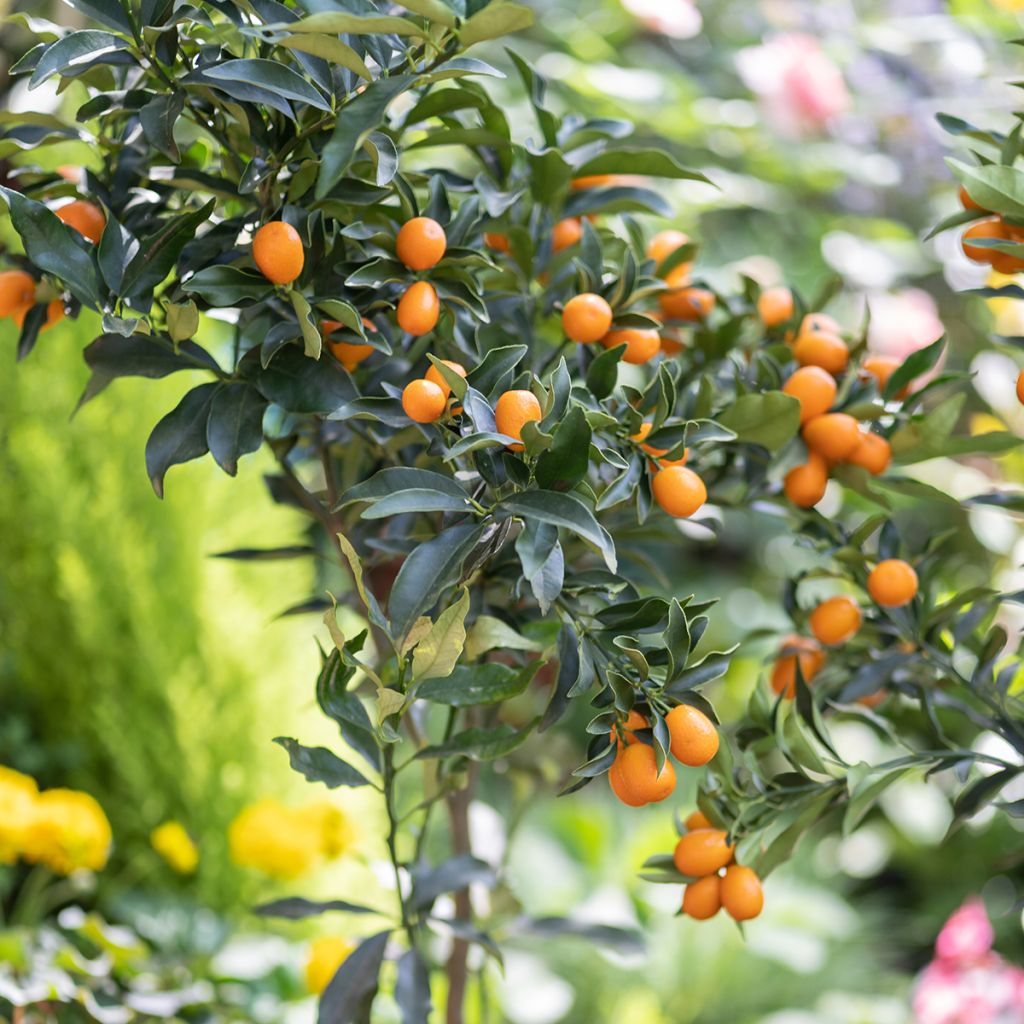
[867,289,945,363]
[735,34,849,137]
[621,0,701,39]
[936,899,995,965]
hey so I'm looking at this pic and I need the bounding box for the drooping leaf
[273,737,372,788]
[206,382,267,476]
[145,382,219,498]
[317,931,390,1024]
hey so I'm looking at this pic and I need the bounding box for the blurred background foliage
[2,0,1024,1021]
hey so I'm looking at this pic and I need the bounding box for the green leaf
[394,949,432,1024]
[389,523,487,643]
[717,391,800,451]
[29,31,130,89]
[415,717,538,759]
[417,662,534,705]
[585,343,624,399]
[885,336,945,399]
[337,467,470,509]
[273,737,372,788]
[317,76,413,199]
[948,158,1024,218]
[395,0,458,26]
[843,764,915,835]
[206,383,267,476]
[279,36,371,81]
[184,265,271,305]
[139,91,184,162]
[283,12,427,35]
[500,491,616,572]
[318,931,390,1024]
[459,2,534,46]
[0,186,102,308]
[255,897,377,918]
[535,405,592,490]
[145,382,219,498]
[334,533,391,640]
[464,615,541,661]
[63,0,133,34]
[204,58,331,112]
[410,855,496,911]
[410,588,470,682]
[253,345,354,414]
[572,147,710,184]
[289,289,322,358]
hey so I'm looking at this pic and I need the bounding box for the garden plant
[2,1,1024,1021]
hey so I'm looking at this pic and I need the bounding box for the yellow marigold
[228,799,322,879]
[305,801,356,859]
[151,821,199,874]
[0,766,38,864]
[304,936,354,994]
[23,789,112,874]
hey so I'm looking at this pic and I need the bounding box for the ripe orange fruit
[614,709,649,746]
[783,452,828,508]
[613,742,676,805]
[396,216,446,271]
[861,354,903,395]
[800,312,841,336]
[673,829,734,878]
[401,379,446,423]
[757,286,794,327]
[685,810,712,831]
[484,232,510,252]
[660,331,685,356]
[397,281,440,335]
[720,865,764,921]
[783,366,837,425]
[665,704,719,767]
[495,389,542,451]
[809,595,862,646]
[324,317,376,371]
[425,359,467,399]
[682,875,721,920]
[652,466,707,518]
[609,761,647,806]
[1017,368,1024,405]
[56,200,105,244]
[602,327,660,365]
[552,217,582,253]
[770,635,825,698]
[793,329,849,375]
[562,293,613,344]
[0,270,36,318]
[630,421,662,454]
[847,431,891,475]
[42,298,64,330]
[661,286,715,322]
[962,218,1006,264]
[647,229,690,270]
[959,185,985,211]
[867,559,918,608]
[253,221,304,285]
[802,413,861,461]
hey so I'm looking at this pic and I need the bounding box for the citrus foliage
[3,1,1024,1019]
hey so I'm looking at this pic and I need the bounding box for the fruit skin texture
[802,413,861,461]
[425,359,467,399]
[847,431,891,476]
[608,755,647,806]
[771,635,825,698]
[56,200,105,243]
[666,704,719,767]
[685,810,712,831]
[661,286,715,322]
[784,366,837,425]
[611,743,676,805]
[652,466,707,519]
[397,281,440,336]
[793,329,849,375]
[495,389,542,451]
[783,452,828,508]
[647,229,690,269]
[562,293,613,344]
[252,220,304,285]
[395,216,446,270]
[800,312,841,336]
[401,379,446,423]
[0,270,36,318]
[809,595,862,646]
[1017,368,1024,405]
[758,286,794,327]
[682,875,722,920]
[552,217,582,253]
[673,829,734,877]
[720,865,764,921]
[868,559,918,608]
[602,327,660,365]
[962,218,1006,263]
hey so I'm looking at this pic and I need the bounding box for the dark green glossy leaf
[273,736,372,788]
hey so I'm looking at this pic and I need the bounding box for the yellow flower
[992,0,1024,10]
[304,936,354,994]
[228,799,322,879]
[23,789,112,874]
[151,821,199,874]
[305,801,356,859]
[0,766,38,864]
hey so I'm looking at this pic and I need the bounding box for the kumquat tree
[3,1,1024,1022]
